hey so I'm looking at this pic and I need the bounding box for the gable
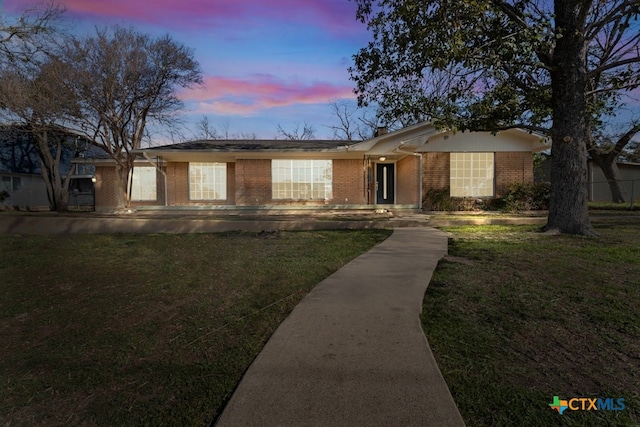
[417,129,548,153]
[348,123,549,155]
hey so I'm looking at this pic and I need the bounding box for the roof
[139,139,356,153]
[74,121,550,164]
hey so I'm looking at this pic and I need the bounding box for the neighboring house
[0,127,97,210]
[587,161,640,202]
[82,121,549,212]
[537,156,640,202]
[0,171,50,209]
[0,130,49,209]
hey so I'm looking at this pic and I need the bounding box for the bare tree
[235,131,258,140]
[327,99,382,140]
[194,116,218,140]
[0,58,81,211]
[62,26,202,209]
[0,128,40,174]
[190,116,258,140]
[0,0,65,66]
[276,121,316,140]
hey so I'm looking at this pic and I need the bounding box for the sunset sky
[5,0,372,141]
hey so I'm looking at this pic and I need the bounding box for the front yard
[422,221,640,426]
[0,230,391,425]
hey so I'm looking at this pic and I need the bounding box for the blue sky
[6,0,372,141]
[5,1,638,143]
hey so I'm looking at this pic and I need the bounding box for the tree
[326,99,379,140]
[0,58,81,211]
[191,116,257,141]
[194,116,218,140]
[276,121,317,140]
[350,0,640,235]
[62,26,202,210]
[624,140,640,163]
[587,122,640,202]
[0,0,65,65]
[0,128,40,174]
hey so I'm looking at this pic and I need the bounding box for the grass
[422,222,640,426]
[0,229,391,426]
[589,201,639,212]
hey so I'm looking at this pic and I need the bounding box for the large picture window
[272,159,332,200]
[450,153,494,197]
[131,166,157,201]
[189,162,227,200]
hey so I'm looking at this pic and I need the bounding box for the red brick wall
[421,152,534,200]
[95,165,166,209]
[94,166,118,210]
[421,153,450,194]
[165,162,235,205]
[495,152,534,196]
[165,162,187,205]
[94,153,535,209]
[234,159,367,206]
[396,156,420,204]
[235,159,272,205]
[333,159,366,204]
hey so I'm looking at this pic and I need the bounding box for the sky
[4,1,639,145]
[5,0,372,141]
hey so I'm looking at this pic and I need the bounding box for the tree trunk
[543,0,596,236]
[114,161,131,210]
[40,163,56,211]
[36,131,71,212]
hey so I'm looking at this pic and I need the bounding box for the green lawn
[422,222,640,426]
[0,230,391,426]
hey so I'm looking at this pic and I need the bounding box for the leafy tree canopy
[350,0,640,133]
[351,0,640,235]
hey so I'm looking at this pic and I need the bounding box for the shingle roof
[141,139,356,152]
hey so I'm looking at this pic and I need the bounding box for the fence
[588,179,639,210]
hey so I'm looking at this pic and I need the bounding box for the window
[12,177,21,191]
[1,176,21,192]
[130,167,157,201]
[2,176,11,192]
[189,162,226,200]
[272,160,332,200]
[450,153,494,197]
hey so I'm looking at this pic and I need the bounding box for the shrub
[0,190,9,203]
[423,187,453,211]
[423,183,550,212]
[501,182,550,212]
[423,187,490,211]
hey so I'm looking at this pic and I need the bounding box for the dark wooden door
[376,163,395,204]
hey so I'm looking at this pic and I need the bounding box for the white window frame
[189,162,227,201]
[450,153,495,197]
[130,166,157,201]
[272,159,332,200]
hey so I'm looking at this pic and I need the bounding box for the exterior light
[379,156,386,162]
[91,176,97,183]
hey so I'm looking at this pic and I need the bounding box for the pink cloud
[19,0,363,35]
[183,75,355,115]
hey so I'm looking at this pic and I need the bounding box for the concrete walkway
[215,227,465,427]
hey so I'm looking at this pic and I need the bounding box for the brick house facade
[86,122,548,211]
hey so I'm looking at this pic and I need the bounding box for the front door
[376,163,395,204]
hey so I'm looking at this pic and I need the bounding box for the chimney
[375,126,387,137]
